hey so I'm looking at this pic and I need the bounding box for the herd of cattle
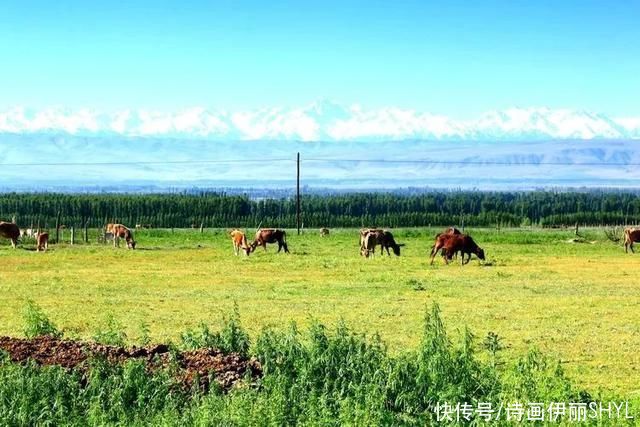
[229,226,484,264]
[2,220,640,262]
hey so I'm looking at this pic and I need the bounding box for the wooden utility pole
[297,152,301,235]
[55,210,61,244]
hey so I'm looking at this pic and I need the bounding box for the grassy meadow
[1,226,639,399]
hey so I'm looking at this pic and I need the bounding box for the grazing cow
[377,230,404,256]
[360,230,378,258]
[230,229,252,256]
[0,221,20,248]
[429,227,462,260]
[36,232,49,252]
[359,228,404,256]
[624,227,640,253]
[320,227,330,237]
[251,228,289,253]
[431,234,485,265]
[20,228,38,238]
[112,224,136,249]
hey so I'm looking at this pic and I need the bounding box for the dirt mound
[0,336,261,391]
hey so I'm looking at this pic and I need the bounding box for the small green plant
[406,278,426,291]
[22,300,62,339]
[138,321,151,346]
[93,313,127,346]
[181,304,250,355]
[483,331,504,368]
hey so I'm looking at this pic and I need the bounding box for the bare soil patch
[0,336,261,391]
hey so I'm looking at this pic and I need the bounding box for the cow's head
[476,247,485,260]
[392,243,406,256]
[243,244,252,255]
[127,240,136,249]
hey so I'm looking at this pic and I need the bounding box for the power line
[0,158,295,167]
[0,158,638,167]
[302,158,640,167]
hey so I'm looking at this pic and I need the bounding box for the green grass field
[1,227,638,398]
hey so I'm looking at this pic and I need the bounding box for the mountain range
[1,133,639,191]
[1,101,640,142]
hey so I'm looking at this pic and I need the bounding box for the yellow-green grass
[1,227,638,398]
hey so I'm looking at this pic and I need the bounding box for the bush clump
[22,300,62,339]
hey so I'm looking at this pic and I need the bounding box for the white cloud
[0,102,638,141]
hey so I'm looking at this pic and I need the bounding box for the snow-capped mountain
[1,102,638,141]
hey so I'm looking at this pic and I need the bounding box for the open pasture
[0,227,638,396]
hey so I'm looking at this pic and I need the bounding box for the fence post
[84,218,89,243]
[71,227,75,245]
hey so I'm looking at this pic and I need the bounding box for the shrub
[181,304,250,355]
[93,313,127,346]
[22,300,62,339]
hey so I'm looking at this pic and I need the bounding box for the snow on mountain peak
[0,103,638,141]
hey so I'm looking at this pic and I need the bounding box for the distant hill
[1,132,639,191]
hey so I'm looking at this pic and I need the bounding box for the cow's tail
[282,230,290,253]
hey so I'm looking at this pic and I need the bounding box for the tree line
[1,191,639,229]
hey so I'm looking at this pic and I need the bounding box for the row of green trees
[1,191,640,229]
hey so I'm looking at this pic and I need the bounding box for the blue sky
[1,0,639,118]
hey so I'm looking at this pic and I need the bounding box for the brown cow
[429,227,462,260]
[0,221,20,248]
[320,227,330,237]
[230,229,252,256]
[112,224,136,249]
[252,228,289,253]
[624,227,640,253]
[36,232,49,252]
[436,234,485,265]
